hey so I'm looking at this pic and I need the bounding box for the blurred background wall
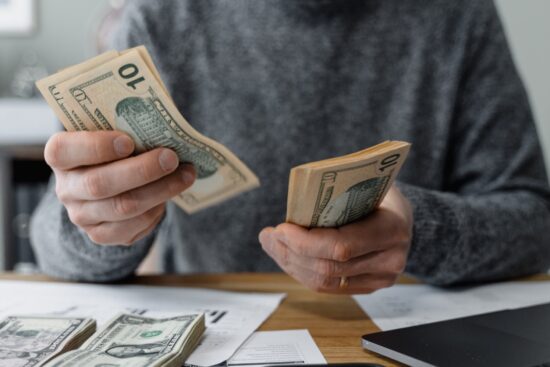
[0,0,548,271]
[498,0,550,169]
[0,0,110,95]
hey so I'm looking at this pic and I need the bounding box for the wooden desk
[0,272,401,366]
[2,273,549,366]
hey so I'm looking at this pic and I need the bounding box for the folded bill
[37,47,260,213]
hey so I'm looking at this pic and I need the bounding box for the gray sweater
[30,0,550,285]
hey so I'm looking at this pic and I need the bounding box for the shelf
[0,99,58,270]
[0,98,60,147]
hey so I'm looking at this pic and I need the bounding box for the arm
[259,0,550,291]
[30,178,157,282]
[30,132,195,282]
[402,1,550,285]
[30,2,183,282]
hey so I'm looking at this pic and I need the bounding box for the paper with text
[353,281,550,331]
[0,280,285,366]
[228,330,326,367]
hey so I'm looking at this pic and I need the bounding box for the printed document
[0,280,285,366]
[228,330,326,367]
[353,281,550,331]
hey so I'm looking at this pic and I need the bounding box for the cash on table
[0,313,204,367]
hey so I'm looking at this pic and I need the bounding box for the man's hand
[259,185,413,294]
[45,131,195,246]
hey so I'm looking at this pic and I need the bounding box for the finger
[45,131,135,170]
[65,148,182,201]
[260,228,319,287]
[275,211,405,261]
[280,243,407,278]
[84,204,165,246]
[260,229,399,294]
[339,273,398,294]
[72,165,195,225]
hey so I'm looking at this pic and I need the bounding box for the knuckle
[287,236,307,256]
[260,236,270,252]
[332,240,352,262]
[92,134,109,161]
[267,241,283,262]
[67,207,87,227]
[316,260,336,277]
[137,158,156,183]
[83,172,107,199]
[44,133,65,167]
[390,256,407,274]
[281,244,291,268]
[313,275,332,291]
[87,226,109,245]
[54,179,70,203]
[112,192,140,217]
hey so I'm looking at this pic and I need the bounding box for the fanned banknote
[44,313,205,367]
[0,316,95,367]
[36,46,260,213]
[286,141,410,227]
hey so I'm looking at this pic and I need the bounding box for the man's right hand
[44,131,195,246]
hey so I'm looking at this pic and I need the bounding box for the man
[30,0,550,293]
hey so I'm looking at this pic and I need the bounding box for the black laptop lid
[362,303,550,367]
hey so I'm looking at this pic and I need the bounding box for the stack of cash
[0,316,96,367]
[44,313,205,367]
[286,141,410,228]
[36,46,260,214]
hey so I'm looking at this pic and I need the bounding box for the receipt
[228,330,326,367]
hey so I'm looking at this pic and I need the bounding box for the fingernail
[159,150,179,172]
[181,165,195,184]
[114,135,134,157]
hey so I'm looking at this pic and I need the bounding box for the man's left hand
[259,185,413,294]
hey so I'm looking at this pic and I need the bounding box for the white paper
[353,281,550,331]
[0,280,285,366]
[228,330,326,367]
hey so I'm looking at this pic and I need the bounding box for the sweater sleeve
[29,4,162,282]
[402,0,550,285]
[30,178,158,282]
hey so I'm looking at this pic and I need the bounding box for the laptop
[362,303,550,367]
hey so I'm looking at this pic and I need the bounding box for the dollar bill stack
[286,141,410,228]
[36,46,260,213]
[0,316,96,367]
[44,313,205,367]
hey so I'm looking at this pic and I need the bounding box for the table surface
[2,272,549,366]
